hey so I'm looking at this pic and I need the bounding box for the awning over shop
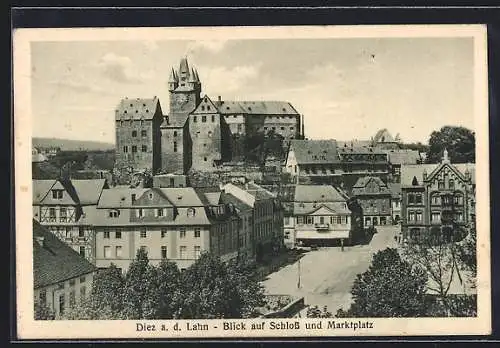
[296,229,350,240]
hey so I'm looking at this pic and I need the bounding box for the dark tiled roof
[33,220,96,288]
[352,176,391,196]
[220,192,253,213]
[32,179,107,205]
[289,139,340,164]
[115,97,161,121]
[294,185,346,203]
[401,163,475,187]
[216,100,299,115]
[385,150,421,165]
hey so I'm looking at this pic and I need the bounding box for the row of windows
[131,130,148,138]
[193,115,215,123]
[407,193,423,205]
[39,286,87,315]
[264,126,295,132]
[123,145,148,153]
[52,189,64,199]
[102,245,201,260]
[296,215,349,225]
[407,211,464,223]
[430,194,464,205]
[134,208,196,218]
[102,228,202,239]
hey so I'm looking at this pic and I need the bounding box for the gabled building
[221,182,283,261]
[400,149,475,243]
[384,149,422,183]
[32,178,108,263]
[351,176,392,227]
[88,186,242,272]
[284,139,342,184]
[33,220,96,319]
[388,182,402,224]
[291,185,354,247]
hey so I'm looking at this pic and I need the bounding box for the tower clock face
[177,94,188,104]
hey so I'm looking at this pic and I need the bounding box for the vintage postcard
[14,24,490,339]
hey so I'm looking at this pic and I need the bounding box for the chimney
[131,193,136,202]
[218,95,222,103]
[35,236,45,247]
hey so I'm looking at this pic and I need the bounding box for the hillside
[33,137,115,151]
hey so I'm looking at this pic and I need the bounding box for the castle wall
[115,119,156,173]
[189,113,222,171]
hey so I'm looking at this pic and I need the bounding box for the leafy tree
[62,264,127,320]
[91,263,125,314]
[175,253,242,319]
[227,260,266,318]
[34,300,55,320]
[122,248,160,319]
[427,126,475,163]
[338,248,428,317]
[307,305,333,318]
[403,228,476,317]
[156,260,182,319]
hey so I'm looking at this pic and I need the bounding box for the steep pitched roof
[294,185,346,203]
[352,176,391,196]
[387,182,402,198]
[400,163,475,187]
[289,139,339,164]
[33,179,107,206]
[33,220,96,288]
[220,192,253,213]
[385,150,421,165]
[293,202,350,215]
[115,97,161,121]
[97,187,148,208]
[71,179,107,205]
[216,100,299,115]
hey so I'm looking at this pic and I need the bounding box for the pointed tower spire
[194,68,200,82]
[168,68,177,82]
[188,67,197,82]
[442,148,450,164]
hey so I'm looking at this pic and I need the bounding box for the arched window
[449,179,455,190]
[132,130,137,137]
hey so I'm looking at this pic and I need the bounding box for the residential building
[32,178,108,263]
[284,139,389,190]
[351,176,392,227]
[88,186,242,272]
[384,149,422,183]
[222,182,283,261]
[292,185,354,247]
[33,220,96,319]
[284,139,342,184]
[388,182,402,223]
[400,149,475,243]
[153,173,188,188]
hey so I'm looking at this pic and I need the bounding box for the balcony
[314,223,330,231]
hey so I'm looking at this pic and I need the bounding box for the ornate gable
[191,95,219,115]
[133,188,174,207]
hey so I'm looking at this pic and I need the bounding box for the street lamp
[297,258,301,289]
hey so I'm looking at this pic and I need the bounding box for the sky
[31,37,474,144]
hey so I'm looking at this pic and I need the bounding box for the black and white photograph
[14,24,490,338]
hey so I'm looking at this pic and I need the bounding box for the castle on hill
[114,57,305,175]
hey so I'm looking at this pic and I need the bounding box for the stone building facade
[400,150,475,243]
[114,57,303,176]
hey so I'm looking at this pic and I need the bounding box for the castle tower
[169,57,201,121]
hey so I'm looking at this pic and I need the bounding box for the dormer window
[108,210,120,218]
[187,208,196,217]
[52,190,63,199]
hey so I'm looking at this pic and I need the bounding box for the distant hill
[33,137,115,151]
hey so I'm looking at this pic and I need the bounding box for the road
[262,225,400,314]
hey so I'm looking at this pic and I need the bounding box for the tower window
[132,130,137,137]
[173,142,178,152]
[141,145,147,152]
[173,131,178,137]
[211,115,215,122]
[207,106,211,111]
[141,130,147,137]
[123,146,128,153]
[208,131,212,137]
[131,145,137,153]
[201,106,205,111]
[193,116,197,122]
[204,157,208,162]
